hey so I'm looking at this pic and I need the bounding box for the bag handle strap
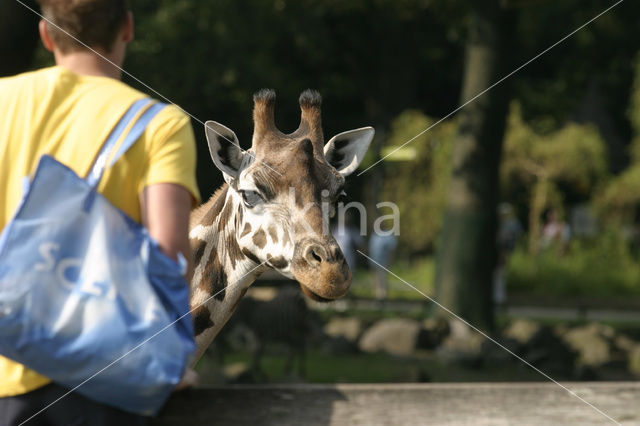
[107,102,167,168]
[86,98,166,188]
[86,98,151,186]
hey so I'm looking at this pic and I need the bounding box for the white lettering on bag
[34,242,59,272]
[34,242,114,298]
[56,257,82,290]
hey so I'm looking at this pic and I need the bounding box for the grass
[507,237,640,298]
[196,349,543,385]
[351,234,640,303]
[350,256,435,300]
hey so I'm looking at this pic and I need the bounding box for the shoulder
[144,104,195,150]
[0,67,57,93]
[135,102,200,204]
[149,104,192,133]
[83,76,194,145]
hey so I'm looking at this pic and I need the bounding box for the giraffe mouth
[291,237,352,302]
[298,283,336,303]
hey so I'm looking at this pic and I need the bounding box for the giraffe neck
[188,185,266,362]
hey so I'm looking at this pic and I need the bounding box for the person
[331,211,364,270]
[368,230,397,301]
[540,207,570,254]
[493,203,522,306]
[0,1,200,424]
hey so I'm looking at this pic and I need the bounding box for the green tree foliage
[631,52,640,153]
[380,103,608,259]
[6,0,640,308]
[513,1,639,131]
[508,230,640,298]
[123,0,467,198]
[599,53,640,221]
[501,103,608,251]
[381,110,454,255]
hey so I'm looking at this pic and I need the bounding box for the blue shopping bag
[0,98,196,416]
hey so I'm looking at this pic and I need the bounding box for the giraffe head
[204,89,373,301]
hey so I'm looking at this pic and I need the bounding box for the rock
[575,365,599,381]
[521,325,576,377]
[561,323,613,367]
[501,319,577,374]
[322,336,360,355]
[628,344,640,375]
[246,287,278,301]
[504,319,541,345]
[417,317,450,350]
[437,318,486,365]
[422,317,451,335]
[324,317,362,342]
[358,318,421,356]
[614,334,637,352]
[481,337,521,365]
[594,323,616,339]
[223,362,253,383]
[447,317,474,340]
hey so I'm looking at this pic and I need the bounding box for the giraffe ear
[323,127,374,176]
[205,121,247,184]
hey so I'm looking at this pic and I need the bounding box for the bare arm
[140,183,199,390]
[139,183,194,281]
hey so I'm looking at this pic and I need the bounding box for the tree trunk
[434,2,513,331]
[528,178,549,255]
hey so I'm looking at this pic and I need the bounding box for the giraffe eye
[240,190,263,208]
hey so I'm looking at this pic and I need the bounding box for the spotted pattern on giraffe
[252,228,267,249]
[267,255,288,269]
[240,222,252,238]
[226,231,244,269]
[200,249,227,301]
[192,238,207,267]
[228,287,249,314]
[217,196,234,231]
[187,89,373,364]
[198,187,228,227]
[235,204,243,228]
[267,225,279,244]
[242,247,261,265]
[193,306,214,336]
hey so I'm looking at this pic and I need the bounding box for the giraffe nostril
[304,244,326,266]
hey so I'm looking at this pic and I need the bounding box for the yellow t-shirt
[0,66,201,397]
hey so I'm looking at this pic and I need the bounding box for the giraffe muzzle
[292,238,352,301]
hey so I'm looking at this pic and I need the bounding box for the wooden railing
[152,382,639,425]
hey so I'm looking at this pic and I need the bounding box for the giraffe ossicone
[188,89,374,362]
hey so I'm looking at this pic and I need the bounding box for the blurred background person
[368,229,398,301]
[493,203,522,306]
[540,207,571,254]
[331,210,365,271]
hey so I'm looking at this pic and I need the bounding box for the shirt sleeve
[138,105,201,205]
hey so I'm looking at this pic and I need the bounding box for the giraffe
[188,89,374,362]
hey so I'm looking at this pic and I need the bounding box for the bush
[382,105,608,257]
[381,110,454,254]
[507,231,640,297]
